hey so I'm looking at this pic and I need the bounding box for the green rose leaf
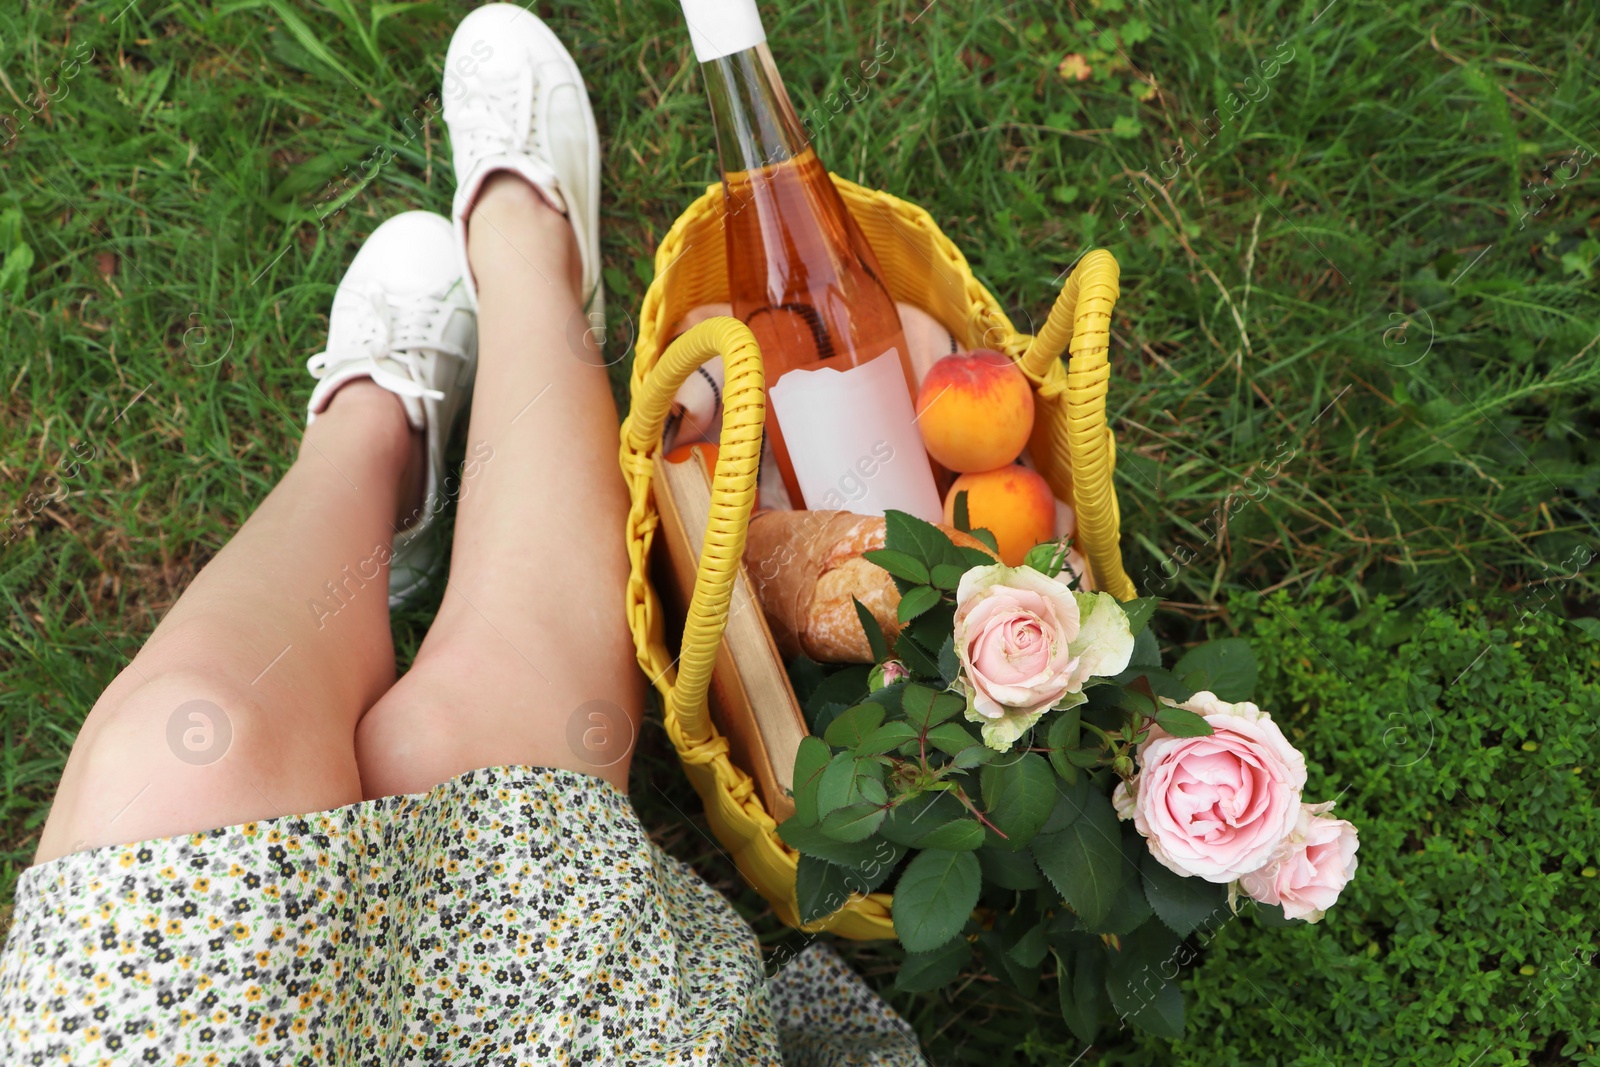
[937,634,960,685]
[930,563,966,591]
[861,548,929,585]
[1129,626,1161,667]
[1111,970,1184,1039]
[952,744,997,769]
[977,842,1045,890]
[880,790,965,846]
[913,818,986,851]
[1040,772,1092,834]
[897,584,943,624]
[787,654,827,705]
[1141,850,1228,937]
[820,802,888,842]
[961,538,998,563]
[1109,664,1199,703]
[1007,919,1050,969]
[855,720,919,755]
[979,927,1042,997]
[979,752,1057,851]
[1065,747,1103,768]
[903,685,964,730]
[816,754,884,817]
[1046,703,1082,751]
[816,752,859,816]
[1055,937,1109,1045]
[856,772,888,807]
[805,664,871,720]
[1153,704,1213,737]
[892,848,983,953]
[823,703,886,748]
[866,679,905,713]
[950,489,971,532]
[1122,596,1160,636]
[894,935,972,993]
[795,854,872,924]
[1115,686,1158,718]
[791,736,832,827]
[895,635,942,678]
[805,665,872,736]
[1046,703,1084,781]
[1085,875,1156,936]
[925,721,980,756]
[1045,906,1081,950]
[905,607,955,650]
[778,817,898,869]
[852,597,889,664]
[884,509,968,570]
[1031,789,1127,929]
[808,702,850,738]
[1174,637,1257,702]
[1106,921,1186,1039]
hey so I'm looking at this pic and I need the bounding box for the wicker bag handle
[1013,249,1135,600]
[620,316,765,750]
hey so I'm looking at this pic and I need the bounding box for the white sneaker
[305,211,477,608]
[442,3,603,317]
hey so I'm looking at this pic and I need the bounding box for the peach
[914,350,1035,473]
[943,466,1058,566]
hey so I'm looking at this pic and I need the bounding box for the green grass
[2,0,1598,1060]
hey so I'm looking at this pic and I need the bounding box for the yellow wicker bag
[618,174,1132,940]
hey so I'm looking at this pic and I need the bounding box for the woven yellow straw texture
[618,174,1130,939]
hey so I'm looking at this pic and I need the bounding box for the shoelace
[306,282,465,403]
[448,64,535,167]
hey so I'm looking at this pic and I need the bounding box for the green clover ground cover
[2,0,1597,1061]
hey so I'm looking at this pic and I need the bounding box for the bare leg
[356,174,644,795]
[35,382,419,862]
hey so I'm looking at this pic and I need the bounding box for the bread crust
[745,510,995,662]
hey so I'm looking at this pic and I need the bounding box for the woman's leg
[34,381,416,862]
[355,173,643,795]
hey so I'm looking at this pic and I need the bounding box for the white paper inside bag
[768,350,943,522]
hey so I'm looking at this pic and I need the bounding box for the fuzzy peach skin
[914,350,1035,473]
[944,465,1056,566]
[1113,691,1307,882]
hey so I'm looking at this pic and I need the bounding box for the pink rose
[953,564,1134,751]
[1114,691,1306,882]
[1240,802,1359,922]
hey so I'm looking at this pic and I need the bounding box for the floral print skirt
[0,766,925,1066]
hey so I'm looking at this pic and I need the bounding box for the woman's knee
[36,669,362,861]
[77,669,268,777]
[355,644,641,798]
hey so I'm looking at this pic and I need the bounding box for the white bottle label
[679,0,767,63]
[768,349,944,523]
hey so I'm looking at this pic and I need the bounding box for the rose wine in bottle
[679,0,943,521]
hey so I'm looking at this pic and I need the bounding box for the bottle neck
[701,42,812,176]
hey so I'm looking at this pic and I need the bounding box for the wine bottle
[679,0,943,522]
